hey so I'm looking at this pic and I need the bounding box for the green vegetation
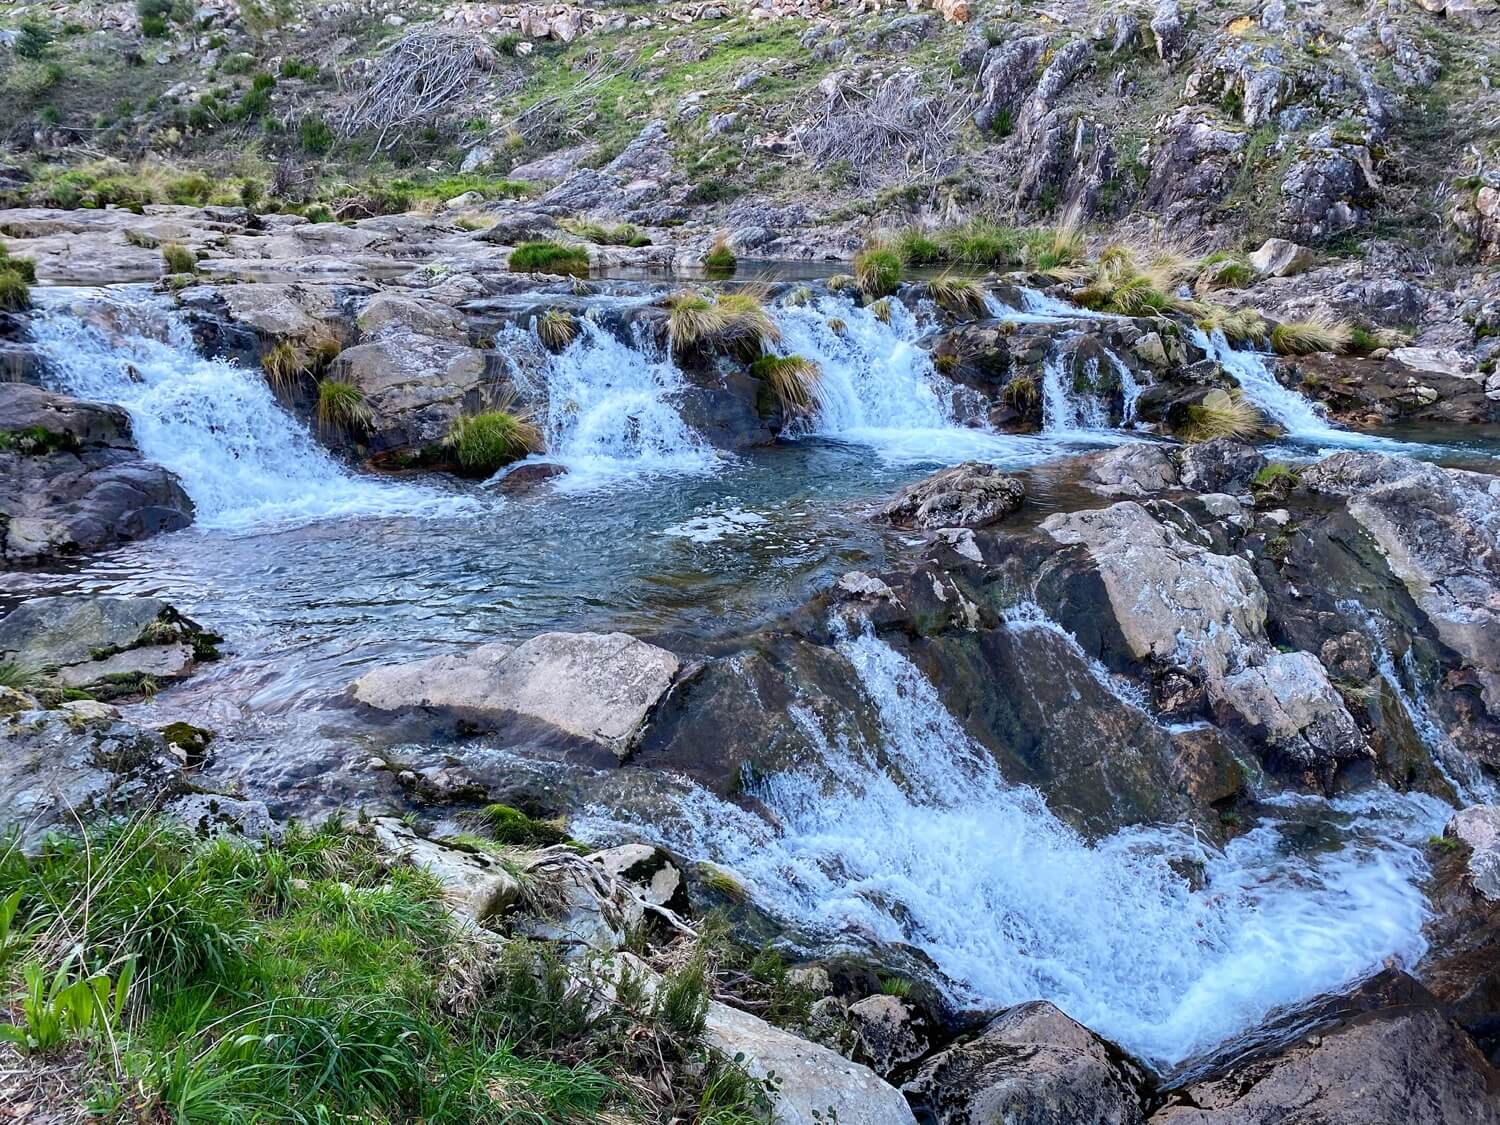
[853,245,902,296]
[1197,302,1268,345]
[1195,250,1253,292]
[878,976,913,999]
[297,115,334,155]
[869,296,894,324]
[559,219,650,247]
[1347,324,1409,355]
[704,233,737,274]
[160,242,196,274]
[480,805,568,847]
[1251,462,1299,501]
[0,817,772,1122]
[1271,315,1355,356]
[1074,241,1198,317]
[0,661,43,692]
[446,407,542,475]
[665,289,781,357]
[1001,373,1040,412]
[315,380,372,434]
[509,241,590,277]
[1184,388,1262,443]
[261,340,304,393]
[0,267,32,312]
[751,354,822,417]
[537,308,578,349]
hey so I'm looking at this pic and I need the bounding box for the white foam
[577,620,1449,1067]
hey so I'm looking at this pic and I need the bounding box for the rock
[1,386,193,566]
[1248,238,1316,278]
[1392,347,1474,377]
[539,120,674,219]
[1150,0,1187,65]
[351,632,681,760]
[849,993,930,1077]
[1215,650,1370,774]
[1279,145,1377,243]
[1177,439,1266,494]
[0,704,185,841]
[369,817,522,923]
[506,144,595,183]
[474,208,560,244]
[877,463,1025,529]
[973,36,1048,133]
[0,595,215,693]
[1300,453,1500,710]
[587,843,685,910]
[513,846,644,953]
[1134,332,1169,367]
[1151,1005,1500,1125]
[1077,444,1180,498]
[459,145,497,173]
[905,1000,1145,1125]
[165,793,283,843]
[705,1000,918,1125]
[1447,806,1500,901]
[1143,110,1248,225]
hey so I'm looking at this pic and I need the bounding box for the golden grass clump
[751,354,822,417]
[927,274,989,318]
[1271,314,1355,356]
[537,308,577,349]
[1185,388,1262,442]
[315,380,372,433]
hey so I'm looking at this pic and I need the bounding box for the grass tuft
[160,243,196,274]
[1196,250,1253,292]
[537,308,577,349]
[869,296,894,324]
[315,380,371,434]
[751,354,821,417]
[927,274,988,317]
[1271,314,1355,356]
[1185,388,1262,442]
[853,244,902,296]
[703,232,737,274]
[261,341,304,394]
[446,406,541,475]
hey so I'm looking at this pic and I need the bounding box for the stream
[6,278,1500,1072]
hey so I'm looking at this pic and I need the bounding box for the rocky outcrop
[1,385,193,566]
[876,462,1025,529]
[1151,1003,1500,1124]
[905,1001,1145,1125]
[972,35,1048,133]
[1176,439,1265,494]
[537,120,675,220]
[1300,454,1500,711]
[369,816,524,923]
[0,595,217,696]
[1077,443,1180,498]
[351,631,681,761]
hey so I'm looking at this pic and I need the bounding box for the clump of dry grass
[1271,314,1355,356]
[1184,388,1262,442]
[751,354,822,416]
[927,274,988,317]
[869,297,894,324]
[537,308,577,349]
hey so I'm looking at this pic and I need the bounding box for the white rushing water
[30,287,461,529]
[502,318,719,487]
[578,617,1449,1068]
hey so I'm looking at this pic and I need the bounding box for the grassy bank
[0,816,773,1123]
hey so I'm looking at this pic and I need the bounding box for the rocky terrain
[3,0,1500,1120]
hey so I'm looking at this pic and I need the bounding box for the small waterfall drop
[502,318,719,485]
[577,618,1448,1067]
[29,287,458,529]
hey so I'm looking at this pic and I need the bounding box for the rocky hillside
[1,0,1497,263]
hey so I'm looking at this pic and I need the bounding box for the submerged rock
[0,385,193,566]
[351,631,681,761]
[877,462,1025,529]
[904,1000,1146,1125]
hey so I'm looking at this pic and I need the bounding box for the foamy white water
[500,319,720,487]
[31,287,466,529]
[577,619,1449,1067]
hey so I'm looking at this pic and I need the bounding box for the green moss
[508,241,590,276]
[480,804,568,847]
[0,425,76,455]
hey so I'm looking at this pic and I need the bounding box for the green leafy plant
[1195,250,1253,292]
[0,949,134,1054]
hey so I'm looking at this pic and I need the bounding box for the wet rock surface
[876,462,1025,529]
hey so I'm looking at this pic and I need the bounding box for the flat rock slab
[352,631,680,760]
[0,595,176,668]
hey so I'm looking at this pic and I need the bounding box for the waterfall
[1003,601,1154,715]
[500,318,719,486]
[29,287,460,529]
[577,618,1448,1068]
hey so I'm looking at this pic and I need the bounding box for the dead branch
[799,68,967,189]
[339,28,496,152]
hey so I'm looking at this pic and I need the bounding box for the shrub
[508,241,589,276]
[751,354,821,417]
[316,381,371,433]
[537,308,577,349]
[1347,324,1408,355]
[166,173,213,206]
[140,13,169,37]
[854,245,901,296]
[1185,388,1261,442]
[704,233,736,274]
[16,20,54,59]
[446,408,541,475]
[298,115,334,155]
[160,243,196,274]
[1271,315,1354,356]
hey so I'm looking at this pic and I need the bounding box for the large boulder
[904,1000,1145,1125]
[1,386,193,566]
[1300,453,1500,711]
[1150,1004,1500,1124]
[1076,443,1180,498]
[1176,439,1266,494]
[877,463,1025,529]
[972,35,1048,133]
[0,595,217,695]
[351,632,681,761]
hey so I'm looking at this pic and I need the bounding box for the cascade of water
[1003,601,1154,715]
[577,617,1449,1068]
[1103,345,1145,426]
[29,286,457,529]
[501,318,719,485]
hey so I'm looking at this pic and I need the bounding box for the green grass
[0,816,773,1123]
[853,245,902,296]
[927,275,988,317]
[480,805,567,847]
[0,266,32,311]
[1184,389,1262,443]
[508,241,590,276]
[160,243,195,274]
[559,218,650,247]
[315,380,372,434]
[446,408,542,475]
[665,289,780,357]
[704,233,737,274]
